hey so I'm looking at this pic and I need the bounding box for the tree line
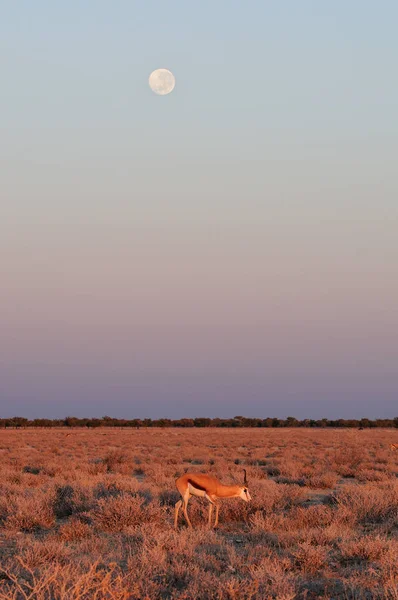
[1,416,397,429]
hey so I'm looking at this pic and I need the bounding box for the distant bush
[22,465,41,475]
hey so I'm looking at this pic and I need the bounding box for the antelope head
[239,469,251,502]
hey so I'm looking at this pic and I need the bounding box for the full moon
[149,68,175,95]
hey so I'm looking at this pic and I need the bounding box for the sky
[1,1,397,419]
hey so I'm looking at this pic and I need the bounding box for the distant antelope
[390,443,398,451]
[174,469,251,529]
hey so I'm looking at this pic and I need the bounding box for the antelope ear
[243,469,248,486]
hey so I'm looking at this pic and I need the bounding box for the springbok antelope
[390,443,398,451]
[174,469,251,529]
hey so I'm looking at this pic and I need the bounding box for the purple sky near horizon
[1,2,398,419]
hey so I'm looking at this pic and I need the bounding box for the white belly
[188,482,206,497]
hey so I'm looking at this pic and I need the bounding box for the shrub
[93,482,123,500]
[159,490,180,506]
[334,483,398,523]
[103,451,128,473]
[91,495,147,532]
[293,542,328,574]
[333,444,364,476]
[249,556,297,600]
[18,539,70,568]
[339,535,393,563]
[59,518,92,542]
[53,485,75,518]
[53,484,92,518]
[5,491,55,532]
[305,472,338,489]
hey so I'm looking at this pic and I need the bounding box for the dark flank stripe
[187,479,207,492]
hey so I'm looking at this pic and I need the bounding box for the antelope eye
[244,488,247,493]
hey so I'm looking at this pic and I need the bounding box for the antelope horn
[243,469,248,486]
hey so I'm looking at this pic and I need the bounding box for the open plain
[0,428,397,599]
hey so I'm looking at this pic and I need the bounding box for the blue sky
[1,1,397,418]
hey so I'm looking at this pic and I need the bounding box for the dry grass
[0,428,397,599]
